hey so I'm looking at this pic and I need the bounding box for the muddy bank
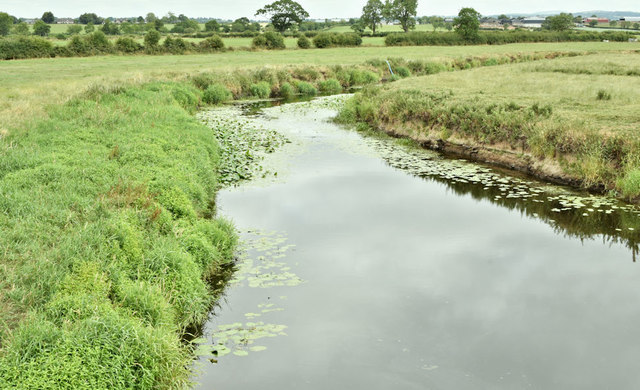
[377,122,601,192]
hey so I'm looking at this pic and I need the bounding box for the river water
[192,96,640,389]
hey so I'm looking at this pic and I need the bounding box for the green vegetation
[255,0,309,33]
[338,53,640,199]
[0,82,237,388]
[252,32,286,49]
[312,32,363,48]
[454,7,481,42]
[385,29,638,46]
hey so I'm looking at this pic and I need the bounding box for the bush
[252,32,285,50]
[313,32,362,48]
[297,35,311,49]
[203,83,232,104]
[115,37,142,53]
[0,36,54,60]
[318,78,343,95]
[199,35,224,51]
[144,30,161,49]
[295,81,318,96]
[250,81,272,99]
[278,82,295,99]
[163,36,188,54]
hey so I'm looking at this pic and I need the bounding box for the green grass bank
[0,83,238,388]
[337,52,640,199]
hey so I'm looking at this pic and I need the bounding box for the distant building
[56,18,75,24]
[584,17,609,24]
[620,16,640,22]
[513,17,545,29]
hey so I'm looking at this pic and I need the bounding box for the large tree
[454,7,481,42]
[78,13,103,25]
[41,11,55,24]
[0,12,13,36]
[542,13,574,31]
[383,0,418,33]
[361,0,384,34]
[255,0,309,33]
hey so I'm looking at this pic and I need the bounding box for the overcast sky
[3,0,639,19]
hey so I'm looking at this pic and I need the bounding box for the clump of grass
[295,81,318,96]
[318,78,343,95]
[619,169,640,199]
[278,82,295,99]
[597,89,612,100]
[250,81,272,99]
[203,83,232,104]
[395,66,411,78]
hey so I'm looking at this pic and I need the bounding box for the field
[339,52,640,196]
[2,41,638,135]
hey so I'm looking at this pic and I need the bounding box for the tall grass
[0,82,237,388]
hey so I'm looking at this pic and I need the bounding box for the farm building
[584,18,610,23]
[512,17,546,29]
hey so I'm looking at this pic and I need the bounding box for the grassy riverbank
[338,52,640,199]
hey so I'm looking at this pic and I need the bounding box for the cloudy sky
[3,0,639,19]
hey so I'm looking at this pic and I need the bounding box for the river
[192,96,640,389]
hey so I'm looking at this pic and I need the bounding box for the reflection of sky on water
[195,98,640,390]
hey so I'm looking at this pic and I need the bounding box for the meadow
[338,52,640,197]
[2,41,637,134]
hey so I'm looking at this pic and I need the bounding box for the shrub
[295,81,317,96]
[297,35,311,49]
[278,82,295,99]
[199,35,224,51]
[252,32,285,50]
[313,32,362,48]
[203,83,232,104]
[144,30,161,49]
[85,31,113,54]
[115,37,142,53]
[0,37,54,60]
[318,78,343,95]
[250,81,272,99]
[163,36,188,54]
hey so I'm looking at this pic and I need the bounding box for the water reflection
[194,96,640,389]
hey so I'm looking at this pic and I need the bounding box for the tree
[13,22,29,35]
[0,12,13,36]
[137,16,145,23]
[41,11,55,24]
[350,20,365,34]
[33,20,51,36]
[383,0,418,32]
[542,13,574,31]
[454,7,481,42]
[145,13,157,23]
[78,13,103,25]
[609,20,618,27]
[205,20,220,32]
[101,20,120,35]
[255,0,309,33]
[634,22,640,30]
[588,20,598,27]
[144,29,161,47]
[361,0,384,34]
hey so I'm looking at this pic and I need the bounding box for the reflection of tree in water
[375,142,640,262]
